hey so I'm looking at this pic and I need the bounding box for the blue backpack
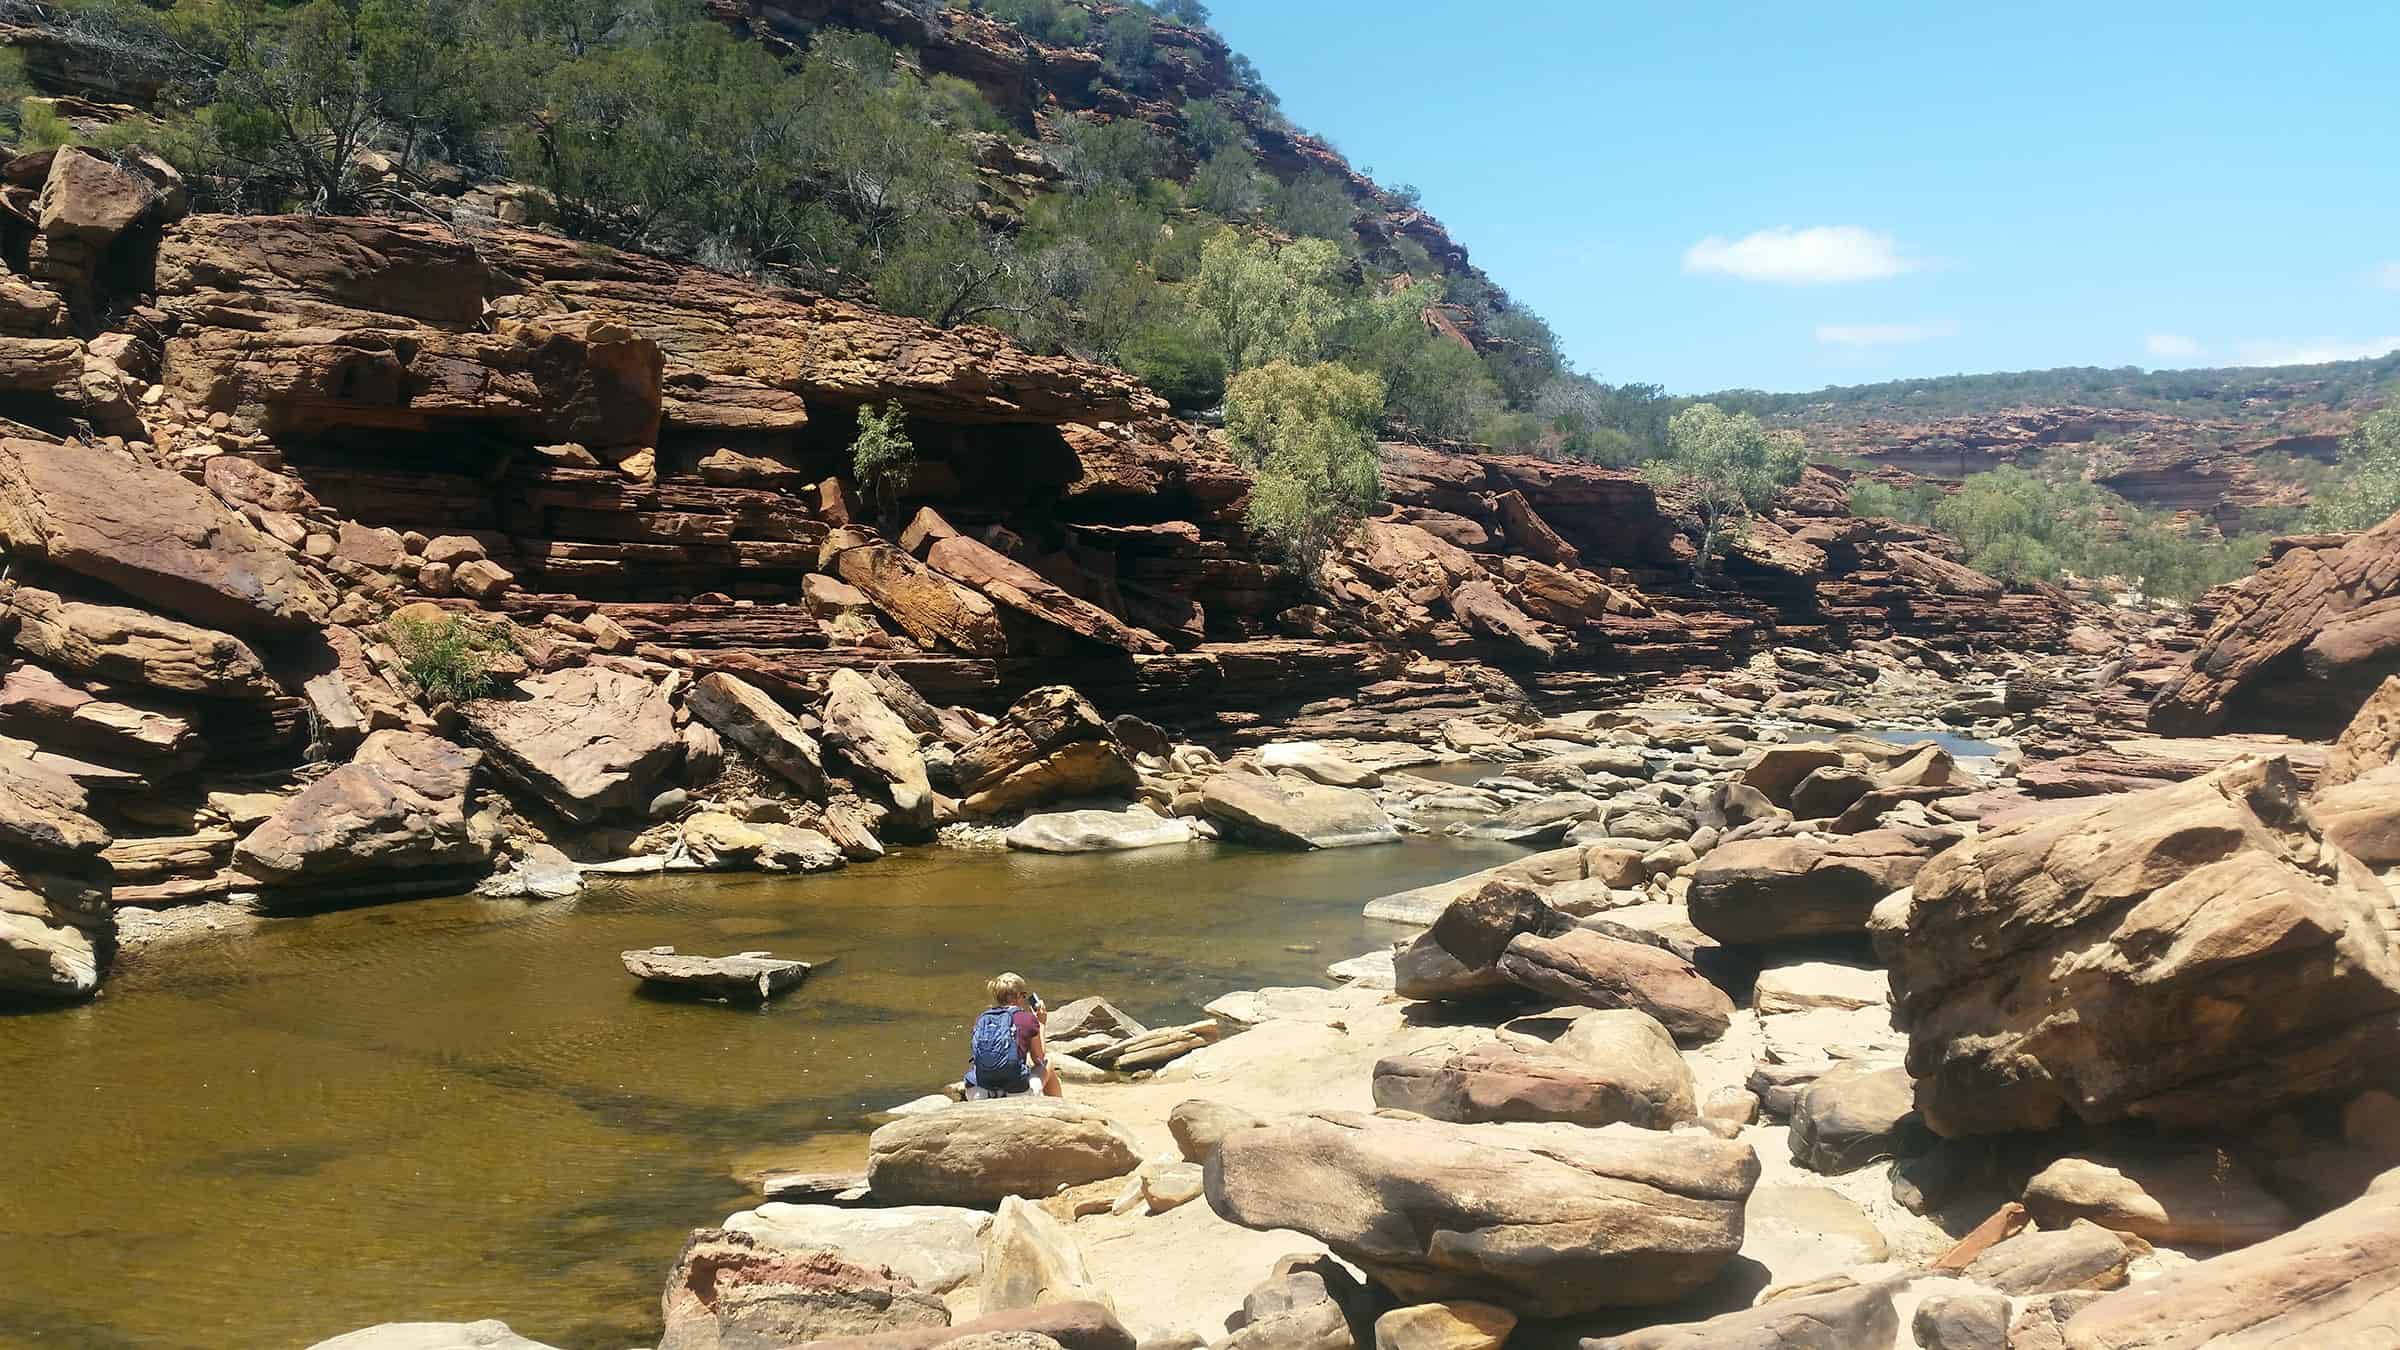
[968,1007,1027,1090]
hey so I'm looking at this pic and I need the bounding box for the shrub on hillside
[1642,402,1807,577]
[1224,360,1385,576]
[2306,407,2400,531]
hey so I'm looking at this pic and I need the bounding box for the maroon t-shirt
[1010,1007,1040,1061]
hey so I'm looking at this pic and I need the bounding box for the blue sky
[1204,0,2399,394]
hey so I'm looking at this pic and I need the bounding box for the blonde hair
[986,972,1029,1004]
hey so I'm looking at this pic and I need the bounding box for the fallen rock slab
[2022,1151,2295,1249]
[464,665,679,824]
[623,946,810,1003]
[1689,829,1937,945]
[1577,1279,1897,1349]
[234,731,486,884]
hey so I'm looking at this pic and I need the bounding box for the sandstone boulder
[2150,511,2400,737]
[0,735,111,858]
[1877,756,2400,1135]
[957,687,1138,818]
[659,1228,948,1350]
[1493,929,1733,1045]
[235,731,487,884]
[2310,762,2400,867]
[866,1100,1142,1207]
[1689,830,1938,945]
[1392,930,1517,1003]
[1199,772,1399,850]
[979,1195,1105,1314]
[831,536,1009,657]
[688,671,827,798]
[38,146,176,246]
[0,438,335,633]
[1789,765,1876,821]
[2022,1151,2294,1249]
[2322,674,2400,789]
[1787,1063,1927,1174]
[1964,1220,2133,1296]
[1428,878,1567,969]
[1372,1014,1694,1128]
[1739,746,1846,806]
[1373,1302,1514,1350]
[0,851,113,999]
[794,1305,1131,1350]
[927,534,1167,655]
[2056,1168,2400,1347]
[822,669,934,832]
[1205,1111,1756,1317]
[463,665,680,824]
[677,814,844,873]
[1447,581,1554,663]
[0,661,201,770]
[4,584,278,700]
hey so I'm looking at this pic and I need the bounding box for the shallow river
[0,836,1523,1350]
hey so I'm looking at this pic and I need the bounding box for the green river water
[0,836,1524,1350]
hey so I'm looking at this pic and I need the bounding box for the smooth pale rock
[1789,1063,1927,1175]
[982,1195,1107,1313]
[1753,960,1888,1015]
[2310,762,2400,867]
[689,671,828,797]
[306,1322,560,1350]
[235,731,486,883]
[0,736,110,858]
[1045,996,1147,1043]
[1877,756,2400,1136]
[1459,792,1604,844]
[2056,1168,2400,1347]
[1199,773,1399,850]
[1204,1110,1757,1317]
[723,1203,989,1294]
[0,852,112,999]
[464,665,679,824]
[1220,1270,1353,1350]
[867,1100,1142,1206]
[658,1228,949,1350]
[0,436,335,633]
[2022,1152,2295,1248]
[1373,1302,1515,1350]
[1912,1293,2009,1350]
[1260,742,1382,789]
[1688,830,1936,944]
[1168,1099,1265,1164]
[1494,929,1733,1046]
[1738,1184,1891,1290]
[1577,1280,1897,1349]
[1964,1220,2133,1295]
[1007,804,1195,854]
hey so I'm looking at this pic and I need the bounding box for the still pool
[0,836,1525,1350]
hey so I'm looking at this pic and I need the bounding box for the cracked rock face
[1878,754,2400,1136]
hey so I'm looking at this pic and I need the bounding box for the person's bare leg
[1043,1064,1064,1097]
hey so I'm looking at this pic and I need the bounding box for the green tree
[1191,231,1344,371]
[1156,0,1210,24]
[1098,11,1153,83]
[1267,170,1356,242]
[1643,402,1807,577]
[1224,360,1385,575]
[984,0,1082,44]
[1330,278,1501,442]
[2306,407,2400,531]
[1180,97,1244,157]
[850,402,916,522]
[1189,149,1262,216]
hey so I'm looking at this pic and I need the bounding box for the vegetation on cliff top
[1714,351,2400,425]
[2303,408,2400,533]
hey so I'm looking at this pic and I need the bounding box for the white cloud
[2373,262,2400,290]
[2144,334,2203,359]
[1814,321,1958,347]
[1683,226,1919,284]
[2233,337,2400,367]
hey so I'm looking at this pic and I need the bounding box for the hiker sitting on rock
[964,972,1062,1099]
